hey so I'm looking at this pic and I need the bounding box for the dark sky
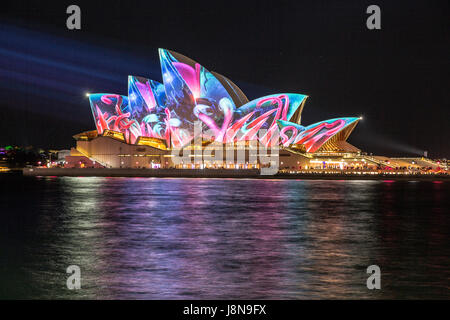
[0,0,448,157]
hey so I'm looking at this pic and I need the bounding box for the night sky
[0,0,448,157]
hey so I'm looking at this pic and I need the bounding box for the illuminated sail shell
[128,76,170,145]
[159,49,237,148]
[276,119,306,147]
[278,117,360,152]
[212,72,249,107]
[226,93,308,146]
[89,94,138,143]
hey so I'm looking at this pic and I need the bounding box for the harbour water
[0,174,448,299]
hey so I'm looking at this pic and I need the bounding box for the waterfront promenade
[21,167,449,180]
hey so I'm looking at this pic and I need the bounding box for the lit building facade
[68,49,367,170]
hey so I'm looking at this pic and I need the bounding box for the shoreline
[19,168,450,181]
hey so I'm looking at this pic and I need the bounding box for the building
[67,48,428,171]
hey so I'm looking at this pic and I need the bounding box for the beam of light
[0,47,124,84]
[378,140,424,156]
[0,23,163,121]
[352,129,425,156]
[0,24,161,77]
[0,68,86,95]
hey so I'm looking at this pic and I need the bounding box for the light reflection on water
[0,176,449,299]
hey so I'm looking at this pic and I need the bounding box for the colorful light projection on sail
[159,49,237,148]
[89,94,138,143]
[226,94,307,146]
[277,117,360,152]
[128,76,170,145]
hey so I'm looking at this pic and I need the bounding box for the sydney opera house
[67,49,373,171]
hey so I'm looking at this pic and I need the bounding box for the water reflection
[0,176,448,299]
